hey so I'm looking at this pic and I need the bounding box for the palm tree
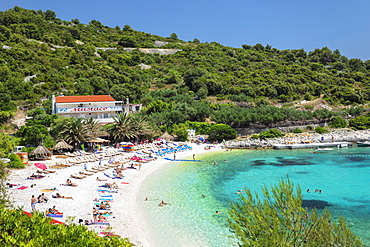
[84,118,108,139]
[109,112,136,142]
[131,114,161,140]
[58,118,90,146]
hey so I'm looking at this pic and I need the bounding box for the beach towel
[46,214,63,218]
[97,189,108,192]
[42,188,57,192]
[90,222,110,225]
[103,173,122,179]
[99,198,113,201]
[17,186,28,190]
[100,195,113,197]
[121,182,129,184]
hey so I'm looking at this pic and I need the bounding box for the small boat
[357,141,370,147]
[316,148,333,151]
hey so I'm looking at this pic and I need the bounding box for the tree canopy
[227,177,363,246]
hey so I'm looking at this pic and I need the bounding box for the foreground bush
[0,208,133,246]
[227,177,363,246]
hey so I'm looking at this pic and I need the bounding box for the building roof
[55,95,116,103]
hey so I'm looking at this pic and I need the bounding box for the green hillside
[1,6,370,130]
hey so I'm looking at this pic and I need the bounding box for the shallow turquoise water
[136,147,370,246]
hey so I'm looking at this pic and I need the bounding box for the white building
[52,94,142,124]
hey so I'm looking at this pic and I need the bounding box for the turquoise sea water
[136,147,370,247]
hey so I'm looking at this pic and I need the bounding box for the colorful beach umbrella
[34,162,47,170]
[130,156,141,161]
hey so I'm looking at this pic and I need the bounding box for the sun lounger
[79,171,94,176]
[71,173,86,179]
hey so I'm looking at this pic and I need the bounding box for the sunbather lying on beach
[27,174,45,180]
[47,205,61,214]
[105,182,120,189]
[53,192,73,199]
[98,212,108,222]
[98,202,109,210]
[65,179,78,187]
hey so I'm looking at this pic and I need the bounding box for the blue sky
[1,0,370,61]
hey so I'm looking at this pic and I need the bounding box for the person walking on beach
[173,152,176,160]
[31,195,37,212]
[193,154,195,160]
[92,208,99,223]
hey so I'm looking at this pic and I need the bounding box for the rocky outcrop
[123,48,182,55]
[94,47,182,55]
[154,41,168,47]
[225,129,370,149]
[137,63,151,69]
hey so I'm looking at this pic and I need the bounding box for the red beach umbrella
[130,156,139,161]
[34,162,47,170]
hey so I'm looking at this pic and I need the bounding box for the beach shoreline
[5,142,223,246]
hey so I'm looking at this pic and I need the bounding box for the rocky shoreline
[225,129,370,149]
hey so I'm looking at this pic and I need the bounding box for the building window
[102,113,109,118]
[135,106,140,112]
[79,103,83,107]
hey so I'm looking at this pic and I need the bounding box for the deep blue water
[136,147,370,246]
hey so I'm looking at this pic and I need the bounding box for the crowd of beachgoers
[224,129,370,149]
[5,140,222,246]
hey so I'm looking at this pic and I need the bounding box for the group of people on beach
[30,193,49,211]
[92,206,111,223]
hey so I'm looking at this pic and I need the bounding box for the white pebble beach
[6,142,223,246]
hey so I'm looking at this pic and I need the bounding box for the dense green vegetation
[1,6,370,134]
[0,208,132,246]
[228,177,363,246]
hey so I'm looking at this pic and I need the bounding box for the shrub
[0,208,133,246]
[259,128,285,139]
[329,116,347,128]
[304,105,313,110]
[348,116,370,130]
[7,153,25,168]
[292,128,303,133]
[306,125,313,130]
[314,126,329,134]
[228,177,363,246]
[208,124,237,141]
